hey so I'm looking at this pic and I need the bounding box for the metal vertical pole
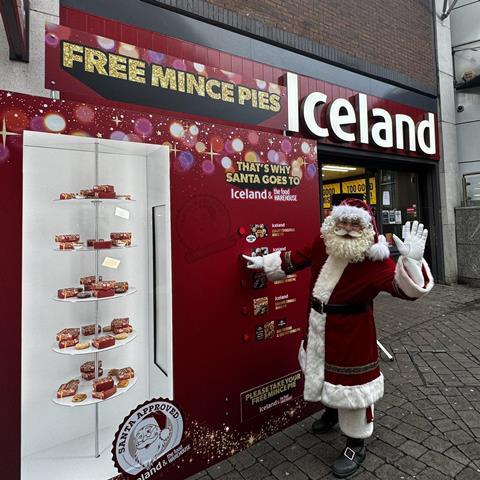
[94,141,100,458]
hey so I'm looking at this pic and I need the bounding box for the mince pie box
[92,280,116,291]
[93,240,112,249]
[55,234,80,243]
[117,367,135,381]
[93,184,115,193]
[80,360,103,373]
[111,318,129,334]
[95,191,116,199]
[114,282,129,293]
[92,385,117,400]
[92,335,115,349]
[57,287,82,299]
[56,328,80,342]
[58,338,79,349]
[92,289,115,299]
[92,376,114,392]
[81,324,101,336]
[56,379,79,398]
[81,369,104,381]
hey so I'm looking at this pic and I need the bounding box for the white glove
[393,221,428,286]
[242,254,264,270]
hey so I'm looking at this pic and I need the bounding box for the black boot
[312,407,338,434]
[332,437,367,478]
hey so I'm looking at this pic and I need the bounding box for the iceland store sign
[45,24,437,157]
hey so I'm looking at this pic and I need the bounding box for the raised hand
[393,221,428,262]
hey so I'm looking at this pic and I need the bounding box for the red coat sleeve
[374,257,432,300]
[280,235,321,274]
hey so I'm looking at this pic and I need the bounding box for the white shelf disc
[52,331,137,355]
[52,375,137,407]
[53,245,137,252]
[53,287,137,303]
[53,198,135,204]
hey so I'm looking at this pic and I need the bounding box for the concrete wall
[455,206,480,285]
[0,0,59,97]
[451,1,480,181]
[434,0,462,284]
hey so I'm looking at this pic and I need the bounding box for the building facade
[0,2,452,480]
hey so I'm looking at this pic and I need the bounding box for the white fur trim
[338,406,374,439]
[321,374,384,409]
[298,340,306,373]
[302,255,349,402]
[312,255,349,303]
[395,257,434,298]
[262,251,286,281]
[366,234,390,261]
[331,205,372,226]
[303,309,326,401]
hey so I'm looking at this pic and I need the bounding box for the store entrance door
[321,163,376,217]
[320,162,430,264]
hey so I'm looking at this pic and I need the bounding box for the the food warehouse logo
[113,398,190,478]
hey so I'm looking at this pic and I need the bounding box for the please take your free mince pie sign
[44,24,288,129]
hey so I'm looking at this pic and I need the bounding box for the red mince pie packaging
[111,317,129,334]
[80,360,103,373]
[114,282,129,294]
[92,280,116,291]
[95,191,116,199]
[92,288,115,299]
[57,379,80,398]
[81,368,104,381]
[93,240,112,249]
[81,324,101,336]
[110,232,132,247]
[86,239,97,247]
[92,335,115,349]
[80,276,96,290]
[58,338,79,349]
[93,376,114,392]
[92,385,117,400]
[80,189,95,198]
[117,367,135,381]
[55,234,80,243]
[93,184,115,193]
[57,287,82,299]
[116,325,133,335]
[56,328,80,342]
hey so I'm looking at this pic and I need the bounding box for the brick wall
[155,0,436,92]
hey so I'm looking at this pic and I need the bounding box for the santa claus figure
[243,198,433,478]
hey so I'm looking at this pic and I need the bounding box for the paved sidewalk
[190,284,480,480]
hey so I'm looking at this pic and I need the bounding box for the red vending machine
[3,90,320,480]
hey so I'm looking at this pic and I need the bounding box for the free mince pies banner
[44,24,288,129]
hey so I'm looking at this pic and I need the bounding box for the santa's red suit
[260,204,434,439]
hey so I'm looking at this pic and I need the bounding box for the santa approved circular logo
[112,398,189,478]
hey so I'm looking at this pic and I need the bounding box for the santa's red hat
[330,197,390,261]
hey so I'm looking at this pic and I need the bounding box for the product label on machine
[112,398,190,478]
[240,371,303,422]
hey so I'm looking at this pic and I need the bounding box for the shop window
[379,170,420,254]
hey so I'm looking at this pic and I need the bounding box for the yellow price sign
[323,182,341,208]
[341,177,376,205]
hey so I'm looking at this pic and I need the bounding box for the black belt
[311,297,368,315]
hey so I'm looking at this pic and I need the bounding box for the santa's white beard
[134,437,164,468]
[321,217,374,263]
